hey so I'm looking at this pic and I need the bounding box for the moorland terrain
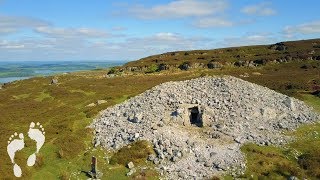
[0,38,319,179]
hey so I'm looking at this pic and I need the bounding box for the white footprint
[7,132,25,177]
[27,122,45,167]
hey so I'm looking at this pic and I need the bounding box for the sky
[0,0,319,61]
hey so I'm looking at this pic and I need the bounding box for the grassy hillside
[120,38,320,73]
[0,39,319,179]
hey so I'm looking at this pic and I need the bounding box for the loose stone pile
[91,76,319,179]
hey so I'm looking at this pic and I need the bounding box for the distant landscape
[0,61,126,83]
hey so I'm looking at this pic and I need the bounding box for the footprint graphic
[27,122,45,167]
[7,132,25,177]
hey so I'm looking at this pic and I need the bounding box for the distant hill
[116,38,320,73]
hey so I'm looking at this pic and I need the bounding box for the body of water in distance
[0,60,126,83]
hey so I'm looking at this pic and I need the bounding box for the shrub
[200,72,207,77]
[145,64,159,73]
[179,62,191,70]
[158,63,170,71]
[298,151,320,177]
[234,60,245,67]
[107,67,117,74]
[211,176,221,180]
[54,134,85,159]
[311,90,320,97]
[253,59,267,65]
[110,140,155,165]
[59,171,70,180]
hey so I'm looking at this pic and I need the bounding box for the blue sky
[0,0,319,61]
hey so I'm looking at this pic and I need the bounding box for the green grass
[69,89,96,96]
[240,143,306,179]
[13,93,31,99]
[301,94,320,112]
[35,91,53,102]
[0,58,319,179]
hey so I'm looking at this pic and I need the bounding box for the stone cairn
[91,76,319,179]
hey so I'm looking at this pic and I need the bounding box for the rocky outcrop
[269,42,287,51]
[207,61,223,69]
[91,76,319,179]
[158,63,170,71]
[313,56,320,60]
[51,78,58,85]
[178,62,191,70]
[121,39,320,74]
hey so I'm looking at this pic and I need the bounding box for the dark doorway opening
[189,106,203,127]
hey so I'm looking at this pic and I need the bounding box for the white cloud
[193,17,233,28]
[284,21,320,35]
[0,32,214,60]
[218,33,276,47]
[0,14,111,39]
[0,38,55,50]
[153,32,181,41]
[128,0,228,19]
[0,40,25,49]
[123,32,213,51]
[111,32,214,59]
[121,0,247,29]
[34,26,109,38]
[241,2,276,16]
[0,15,50,34]
[0,14,128,60]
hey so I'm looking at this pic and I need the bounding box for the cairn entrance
[189,106,203,127]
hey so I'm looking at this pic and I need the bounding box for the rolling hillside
[118,38,320,73]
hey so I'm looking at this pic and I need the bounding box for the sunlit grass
[301,94,320,112]
[13,93,31,99]
[34,91,53,102]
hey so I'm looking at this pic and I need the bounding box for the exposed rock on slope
[91,76,319,179]
[119,39,320,73]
